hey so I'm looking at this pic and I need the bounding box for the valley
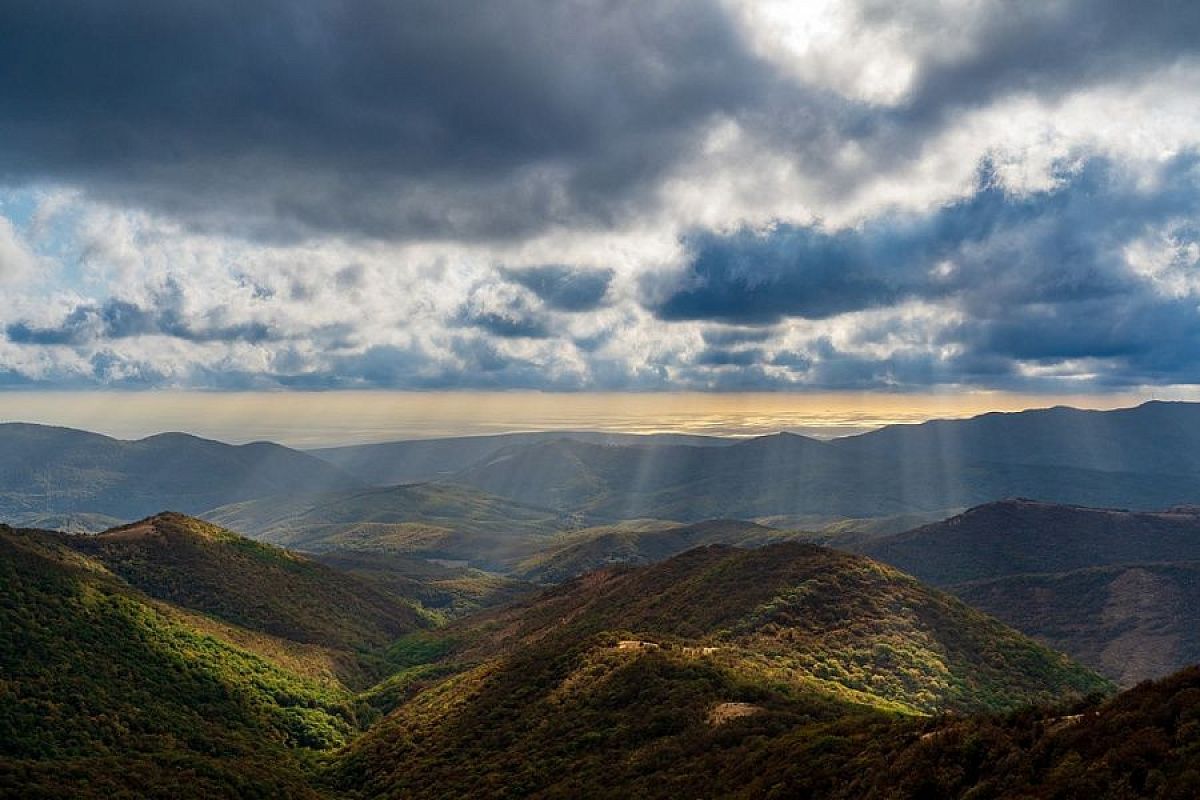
[4,402,1200,797]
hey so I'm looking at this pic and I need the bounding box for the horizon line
[0,396,1189,449]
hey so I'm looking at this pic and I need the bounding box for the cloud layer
[2,0,1200,391]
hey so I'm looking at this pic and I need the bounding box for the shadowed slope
[850,665,1200,799]
[859,499,1200,685]
[445,406,1200,519]
[861,499,1200,585]
[952,562,1200,686]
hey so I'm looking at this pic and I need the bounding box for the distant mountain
[0,423,359,520]
[451,432,860,518]
[0,522,368,797]
[311,430,732,485]
[332,542,1107,798]
[446,409,1200,518]
[203,483,577,571]
[836,400,1200,477]
[8,401,1200,525]
[4,510,125,533]
[65,513,431,683]
[860,498,1200,585]
[953,563,1200,686]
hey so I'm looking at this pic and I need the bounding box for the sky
[2,1,1200,402]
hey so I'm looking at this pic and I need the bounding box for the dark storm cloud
[652,157,1198,323]
[693,347,765,367]
[893,0,1200,126]
[6,297,275,345]
[501,266,614,312]
[652,223,921,324]
[650,154,1200,387]
[0,0,776,241]
[948,293,1200,387]
[1,0,1198,246]
[88,351,171,386]
[454,309,552,339]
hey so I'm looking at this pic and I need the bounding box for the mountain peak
[71,512,430,664]
[96,511,239,544]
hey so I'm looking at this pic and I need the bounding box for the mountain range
[437,410,1200,520]
[319,401,1200,519]
[311,430,731,485]
[5,401,1200,526]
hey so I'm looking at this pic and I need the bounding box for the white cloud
[0,216,38,284]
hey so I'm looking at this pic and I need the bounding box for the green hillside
[337,662,1200,800]
[467,544,1109,714]
[330,543,1109,798]
[7,518,1184,800]
[0,524,362,798]
[65,513,433,684]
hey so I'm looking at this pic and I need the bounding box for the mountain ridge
[8,400,1200,523]
[0,422,361,520]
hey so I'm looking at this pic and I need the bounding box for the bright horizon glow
[0,390,1196,448]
